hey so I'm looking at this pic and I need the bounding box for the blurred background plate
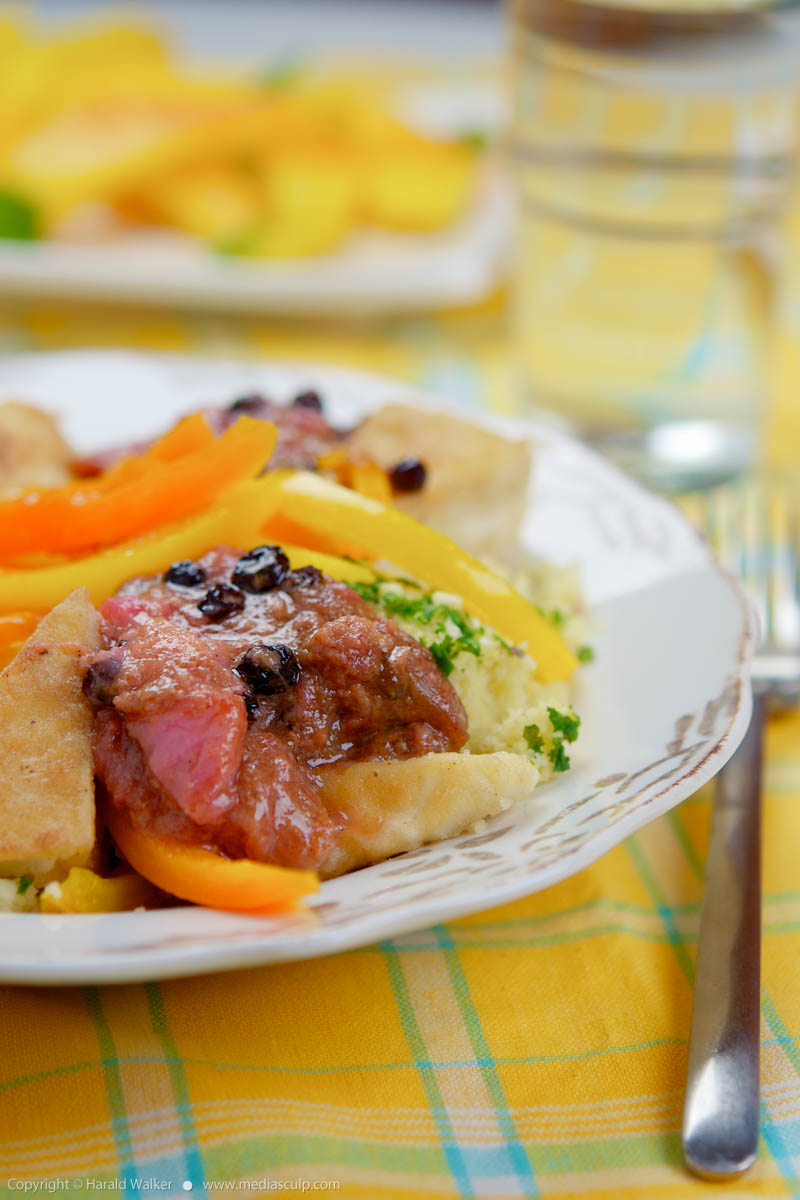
[0,167,510,316]
[0,0,510,314]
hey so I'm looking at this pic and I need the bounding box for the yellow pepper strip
[0,475,284,614]
[269,471,578,684]
[261,510,375,561]
[281,543,375,585]
[317,448,392,503]
[39,866,161,914]
[106,807,317,913]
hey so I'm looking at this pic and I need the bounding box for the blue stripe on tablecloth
[759,1097,800,1197]
[762,990,800,1192]
[379,938,475,1198]
[625,836,695,983]
[82,987,138,1189]
[666,808,706,880]
[764,992,800,1078]
[435,924,539,1198]
[145,984,207,1191]
[0,1034,692,1096]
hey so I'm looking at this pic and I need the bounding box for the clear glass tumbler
[510,0,800,491]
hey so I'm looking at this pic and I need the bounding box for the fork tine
[739,481,769,642]
[686,479,800,655]
[768,489,800,651]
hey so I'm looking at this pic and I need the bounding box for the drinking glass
[510,0,800,491]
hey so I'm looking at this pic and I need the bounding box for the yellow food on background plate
[0,13,483,256]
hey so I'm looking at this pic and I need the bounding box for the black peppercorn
[288,564,323,588]
[235,643,301,695]
[292,389,323,412]
[164,560,206,588]
[232,545,290,593]
[389,458,427,493]
[198,584,246,621]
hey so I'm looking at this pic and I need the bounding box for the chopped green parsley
[354,574,582,776]
[352,575,513,676]
[430,642,455,676]
[577,645,595,663]
[16,875,33,896]
[547,706,580,743]
[523,709,580,773]
[548,740,571,773]
[536,606,565,629]
[523,724,545,755]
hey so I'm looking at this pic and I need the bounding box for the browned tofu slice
[348,403,532,563]
[0,401,72,494]
[0,588,100,882]
[317,751,538,879]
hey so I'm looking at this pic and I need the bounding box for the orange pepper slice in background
[140,412,216,463]
[106,806,318,913]
[0,611,39,669]
[0,415,275,561]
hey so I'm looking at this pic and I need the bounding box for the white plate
[0,168,510,317]
[0,351,755,984]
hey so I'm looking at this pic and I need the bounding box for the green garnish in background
[16,875,33,895]
[458,130,489,152]
[0,192,38,241]
[212,228,261,258]
[257,55,303,90]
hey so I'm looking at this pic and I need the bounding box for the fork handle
[682,691,764,1180]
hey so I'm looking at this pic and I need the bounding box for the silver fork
[681,480,800,1179]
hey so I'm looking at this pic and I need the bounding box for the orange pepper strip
[3,416,219,544]
[83,415,217,493]
[0,416,275,561]
[60,415,219,497]
[87,415,216,492]
[0,612,39,669]
[106,807,318,913]
[142,413,216,463]
[0,475,285,613]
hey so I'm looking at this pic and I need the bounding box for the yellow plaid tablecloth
[0,279,798,1200]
